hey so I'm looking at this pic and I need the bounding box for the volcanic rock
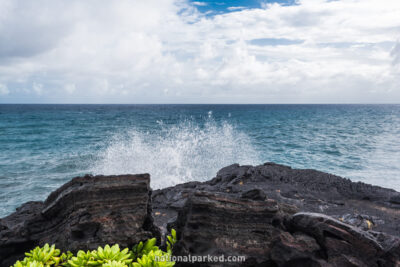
[170,192,400,266]
[153,163,400,236]
[0,174,158,266]
[1,162,400,267]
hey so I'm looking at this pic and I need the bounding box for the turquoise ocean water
[0,104,400,217]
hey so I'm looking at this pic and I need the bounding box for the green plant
[166,229,177,254]
[101,260,128,267]
[133,250,174,267]
[13,244,66,267]
[131,238,158,260]
[67,245,132,267]
[13,261,44,267]
[12,230,177,267]
[67,250,97,267]
[132,230,177,267]
[60,252,74,266]
[91,245,132,266]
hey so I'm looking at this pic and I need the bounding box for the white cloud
[33,82,43,95]
[64,83,76,94]
[227,6,246,11]
[0,0,399,103]
[0,84,9,95]
[192,1,207,6]
[392,42,400,65]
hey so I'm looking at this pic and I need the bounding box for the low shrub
[12,229,177,267]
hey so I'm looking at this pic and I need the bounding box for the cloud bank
[0,0,399,103]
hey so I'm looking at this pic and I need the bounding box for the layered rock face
[153,163,400,266]
[169,192,399,266]
[1,163,400,267]
[171,191,297,266]
[153,163,400,236]
[0,174,159,266]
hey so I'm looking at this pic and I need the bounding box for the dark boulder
[290,212,388,266]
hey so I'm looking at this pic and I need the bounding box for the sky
[0,0,399,103]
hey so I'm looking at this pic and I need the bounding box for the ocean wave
[92,118,261,188]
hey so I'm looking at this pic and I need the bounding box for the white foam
[93,119,260,189]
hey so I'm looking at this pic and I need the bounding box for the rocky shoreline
[1,162,400,266]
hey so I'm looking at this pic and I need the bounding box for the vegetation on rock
[12,230,177,267]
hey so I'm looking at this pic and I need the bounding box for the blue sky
[0,0,399,103]
[190,0,296,15]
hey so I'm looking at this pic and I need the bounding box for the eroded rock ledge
[1,163,400,266]
[0,174,159,266]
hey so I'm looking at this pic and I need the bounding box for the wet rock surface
[1,162,400,266]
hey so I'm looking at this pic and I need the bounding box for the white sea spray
[93,118,261,188]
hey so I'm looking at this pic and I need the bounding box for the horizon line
[1,103,400,105]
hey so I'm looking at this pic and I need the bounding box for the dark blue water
[1,104,400,217]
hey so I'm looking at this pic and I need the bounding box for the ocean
[0,104,399,217]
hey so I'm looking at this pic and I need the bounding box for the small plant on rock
[13,244,70,267]
[11,229,177,267]
[102,260,128,267]
[131,238,158,260]
[91,244,132,266]
[13,261,44,267]
[133,250,175,267]
[67,250,97,267]
[166,229,177,254]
